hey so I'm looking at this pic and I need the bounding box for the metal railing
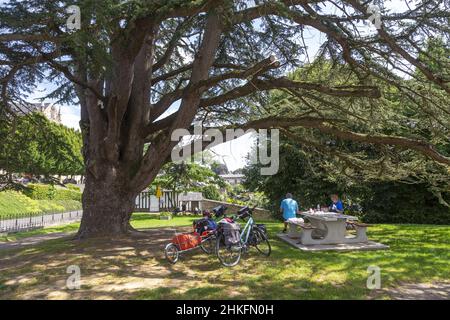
[0,210,83,233]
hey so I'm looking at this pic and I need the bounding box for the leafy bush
[24,183,82,201]
[202,185,221,201]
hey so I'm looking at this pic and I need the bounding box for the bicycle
[215,206,271,267]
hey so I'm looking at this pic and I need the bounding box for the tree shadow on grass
[0,223,449,299]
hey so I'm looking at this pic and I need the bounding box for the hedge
[0,191,82,217]
[66,184,81,191]
[23,183,82,201]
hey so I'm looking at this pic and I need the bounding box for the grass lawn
[0,214,449,299]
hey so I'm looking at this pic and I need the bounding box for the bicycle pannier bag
[223,222,240,247]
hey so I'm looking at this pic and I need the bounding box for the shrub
[202,185,221,201]
[53,187,82,201]
[66,184,81,191]
[23,183,55,200]
[24,183,82,201]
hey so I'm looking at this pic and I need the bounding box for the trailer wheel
[165,243,179,264]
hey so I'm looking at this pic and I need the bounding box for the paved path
[385,282,450,300]
[0,232,75,251]
[0,210,82,233]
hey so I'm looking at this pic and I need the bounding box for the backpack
[222,222,241,247]
[206,219,217,231]
[193,218,217,235]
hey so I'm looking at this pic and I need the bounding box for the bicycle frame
[239,216,254,245]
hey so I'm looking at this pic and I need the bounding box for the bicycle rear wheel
[216,234,242,267]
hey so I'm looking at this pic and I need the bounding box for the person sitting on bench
[329,194,344,213]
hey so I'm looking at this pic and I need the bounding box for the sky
[21,0,408,171]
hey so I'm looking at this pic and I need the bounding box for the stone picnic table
[287,211,369,245]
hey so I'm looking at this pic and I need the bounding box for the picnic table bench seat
[288,219,316,229]
[346,221,371,228]
[287,219,317,240]
[346,221,370,241]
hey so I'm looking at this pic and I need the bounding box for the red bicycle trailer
[164,228,216,264]
[164,206,228,264]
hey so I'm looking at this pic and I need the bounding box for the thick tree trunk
[77,167,137,239]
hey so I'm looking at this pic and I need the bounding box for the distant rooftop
[219,174,244,178]
[17,102,62,124]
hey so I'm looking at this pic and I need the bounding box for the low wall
[201,199,273,220]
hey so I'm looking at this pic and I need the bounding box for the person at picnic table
[329,194,344,213]
[280,193,300,233]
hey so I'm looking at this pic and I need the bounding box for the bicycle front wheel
[216,234,242,267]
[252,228,271,257]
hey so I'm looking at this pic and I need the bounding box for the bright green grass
[130,213,201,229]
[0,191,81,217]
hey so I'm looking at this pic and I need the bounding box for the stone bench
[347,221,371,242]
[287,218,316,241]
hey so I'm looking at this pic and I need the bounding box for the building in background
[26,103,62,123]
[11,102,62,124]
[219,173,244,185]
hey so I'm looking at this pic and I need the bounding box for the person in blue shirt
[280,193,300,233]
[329,194,344,213]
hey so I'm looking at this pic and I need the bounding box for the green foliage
[24,183,82,201]
[244,141,450,223]
[0,190,81,217]
[201,184,221,201]
[244,50,450,223]
[0,113,84,176]
[65,184,81,191]
[244,143,343,214]
[360,182,450,225]
[261,55,450,193]
[152,161,225,193]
